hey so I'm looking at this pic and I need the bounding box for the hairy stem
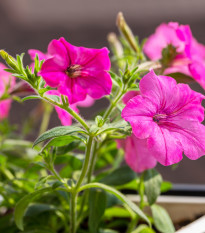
[75,136,94,191]
[41,94,90,132]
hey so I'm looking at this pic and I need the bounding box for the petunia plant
[0,12,205,233]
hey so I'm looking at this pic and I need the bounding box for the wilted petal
[189,61,205,90]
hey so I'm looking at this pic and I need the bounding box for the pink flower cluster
[120,70,205,172]
[39,37,112,104]
[143,22,205,89]
[0,63,15,120]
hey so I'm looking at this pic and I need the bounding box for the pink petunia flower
[118,90,157,173]
[143,22,205,89]
[28,49,95,126]
[39,38,112,104]
[0,63,15,120]
[122,70,205,166]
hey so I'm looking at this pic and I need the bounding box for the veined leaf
[22,95,43,102]
[100,165,137,186]
[89,189,107,233]
[144,169,162,205]
[79,182,150,226]
[33,126,86,147]
[14,187,52,230]
[151,204,175,233]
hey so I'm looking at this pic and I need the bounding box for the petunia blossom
[39,38,112,104]
[29,49,95,126]
[117,135,157,173]
[0,63,15,120]
[118,90,157,173]
[143,22,205,89]
[122,70,205,166]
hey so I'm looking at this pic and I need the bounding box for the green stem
[41,94,90,132]
[87,141,98,183]
[49,163,71,192]
[126,216,138,233]
[39,102,53,135]
[77,141,97,222]
[139,173,145,210]
[75,136,94,191]
[70,192,77,233]
[69,136,93,232]
[103,89,125,120]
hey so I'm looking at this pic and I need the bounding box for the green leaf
[14,187,52,230]
[99,229,119,233]
[131,224,155,233]
[33,126,86,147]
[44,94,60,103]
[144,169,162,205]
[89,189,107,233]
[96,120,130,135]
[22,95,43,102]
[40,135,86,152]
[79,183,150,226]
[104,207,130,219]
[100,165,137,186]
[20,230,55,233]
[25,203,57,217]
[160,181,172,193]
[109,71,123,88]
[151,204,175,233]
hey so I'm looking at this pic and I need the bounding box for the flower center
[66,64,81,78]
[153,114,167,123]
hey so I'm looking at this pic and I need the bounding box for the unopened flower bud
[107,32,125,69]
[0,50,18,70]
[116,12,138,53]
[95,115,104,127]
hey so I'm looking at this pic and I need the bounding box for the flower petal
[120,135,157,173]
[40,70,67,87]
[28,49,48,61]
[164,119,205,160]
[58,78,87,104]
[60,37,110,70]
[189,61,205,90]
[148,126,183,166]
[48,39,69,68]
[122,95,157,139]
[0,100,12,120]
[77,71,112,99]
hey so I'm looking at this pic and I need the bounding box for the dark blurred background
[0,0,205,184]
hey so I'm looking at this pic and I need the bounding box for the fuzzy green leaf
[80,182,150,226]
[33,126,86,147]
[151,204,175,233]
[100,165,137,186]
[144,169,162,205]
[89,189,107,233]
[14,187,52,230]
